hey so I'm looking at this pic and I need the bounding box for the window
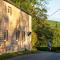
[16,30,20,40]
[0,31,4,41]
[4,30,8,40]
[8,6,12,15]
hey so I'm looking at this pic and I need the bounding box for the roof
[4,0,31,16]
[4,0,20,9]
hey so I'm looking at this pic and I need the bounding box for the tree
[52,28,60,47]
[7,0,54,49]
[7,0,47,18]
[35,21,54,47]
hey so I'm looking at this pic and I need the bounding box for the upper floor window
[8,6,12,15]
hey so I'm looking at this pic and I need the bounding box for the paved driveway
[7,52,60,60]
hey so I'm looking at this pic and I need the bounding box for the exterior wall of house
[19,11,32,50]
[0,1,32,54]
[4,1,20,36]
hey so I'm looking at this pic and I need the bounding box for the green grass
[48,20,60,28]
[0,49,38,60]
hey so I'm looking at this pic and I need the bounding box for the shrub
[31,32,37,48]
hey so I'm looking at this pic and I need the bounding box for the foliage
[52,28,60,47]
[36,23,54,47]
[31,32,37,48]
[48,20,60,47]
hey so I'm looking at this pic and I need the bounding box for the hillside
[48,20,60,28]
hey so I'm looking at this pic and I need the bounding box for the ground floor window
[4,30,8,40]
[16,30,20,40]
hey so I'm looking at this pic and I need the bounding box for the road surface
[7,51,60,60]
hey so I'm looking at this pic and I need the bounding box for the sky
[47,0,60,21]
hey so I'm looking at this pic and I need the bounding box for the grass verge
[0,49,38,60]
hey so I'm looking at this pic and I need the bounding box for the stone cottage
[0,0,32,54]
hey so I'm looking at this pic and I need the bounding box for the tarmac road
[7,51,60,60]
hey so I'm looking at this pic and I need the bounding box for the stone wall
[0,0,32,54]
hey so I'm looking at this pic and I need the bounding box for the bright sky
[47,0,60,21]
